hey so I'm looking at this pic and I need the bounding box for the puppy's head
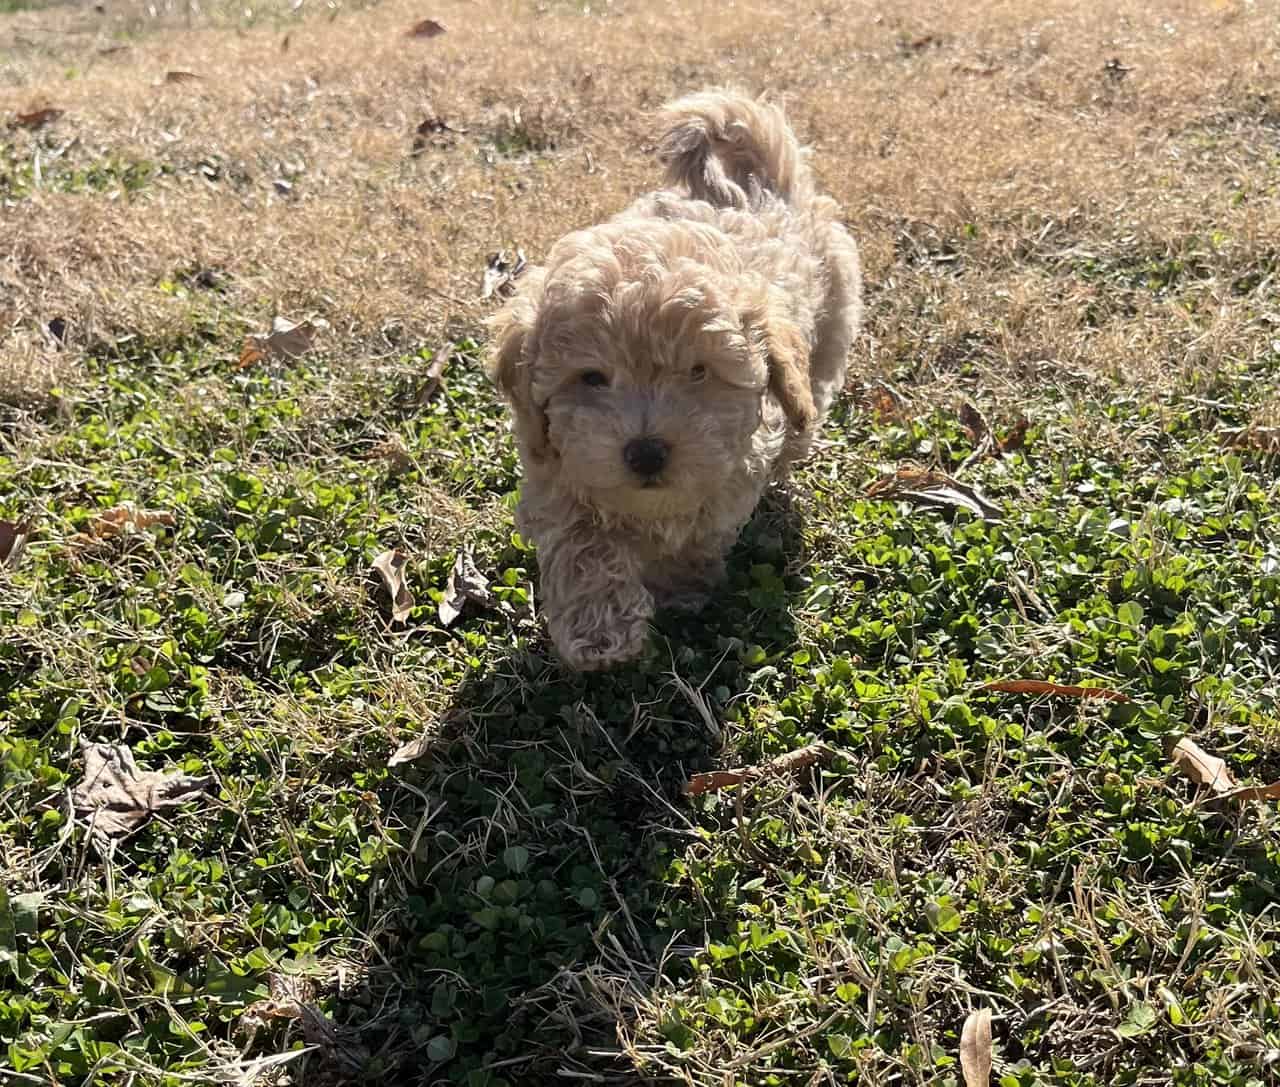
[488,221,814,518]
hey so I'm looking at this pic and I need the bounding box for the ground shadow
[310,491,808,1085]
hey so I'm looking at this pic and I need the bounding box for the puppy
[487,89,862,671]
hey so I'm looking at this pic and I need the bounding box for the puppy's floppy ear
[486,272,553,461]
[748,288,816,432]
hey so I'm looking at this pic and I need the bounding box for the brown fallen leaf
[370,434,414,475]
[163,70,203,83]
[412,114,466,154]
[997,416,1030,454]
[981,679,1132,702]
[1220,781,1280,803]
[236,341,266,369]
[420,346,450,402]
[72,504,175,547]
[72,741,212,837]
[371,549,414,623]
[960,1008,993,1087]
[239,315,327,368]
[1221,426,1280,455]
[683,741,835,796]
[1171,736,1235,796]
[959,401,993,448]
[438,549,496,627]
[0,518,33,568]
[388,730,439,767]
[870,386,901,420]
[866,466,1003,521]
[406,17,446,37]
[13,107,64,129]
[480,249,528,301]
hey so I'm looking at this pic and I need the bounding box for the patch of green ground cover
[2,330,1280,1086]
[0,139,163,200]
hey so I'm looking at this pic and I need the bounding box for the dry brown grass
[3,0,1279,411]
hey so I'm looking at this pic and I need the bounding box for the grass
[4,0,1280,1084]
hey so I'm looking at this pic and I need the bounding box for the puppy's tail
[656,89,812,211]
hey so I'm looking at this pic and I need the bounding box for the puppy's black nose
[623,436,670,478]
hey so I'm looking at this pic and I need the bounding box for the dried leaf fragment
[73,504,175,547]
[388,731,438,767]
[412,114,466,154]
[0,519,34,568]
[438,549,495,627]
[981,679,1131,702]
[406,17,446,37]
[1171,736,1235,796]
[683,741,835,796]
[13,107,64,129]
[997,416,1030,453]
[1220,781,1280,803]
[960,1008,993,1087]
[867,466,1003,521]
[959,401,992,448]
[480,249,528,300]
[72,741,212,837]
[239,315,327,368]
[1221,425,1280,455]
[371,549,414,623]
[163,70,203,84]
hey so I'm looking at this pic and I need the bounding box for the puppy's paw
[550,586,653,672]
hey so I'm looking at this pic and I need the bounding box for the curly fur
[488,89,862,670]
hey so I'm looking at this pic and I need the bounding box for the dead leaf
[371,549,414,623]
[997,416,1030,453]
[683,742,835,796]
[163,70,203,83]
[866,466,1003,521]
[13,107,64,129]
[0,519,33,569]
[960,1008,993,1087]
[1220,781,1280,803]
[420,346,450,402]
[370,435,413,475]
[412,113,465,154]
[239,315,327,368]
[959,401,992,447]
[480,249,528,300]
[388,732,437,767]
[406,17,446,37]
[981,679,1132,702]
[1221,426,1280,454]
[72,504,175,547]
[438,549,495,627]
[1171,736,1235,795]
[72,741,212,837]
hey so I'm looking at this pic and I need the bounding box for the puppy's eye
[690,364,707,382]
[580,370,609,388]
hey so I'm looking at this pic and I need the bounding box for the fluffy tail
[655,89,812,210]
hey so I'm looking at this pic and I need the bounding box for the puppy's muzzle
[623,436,670,481]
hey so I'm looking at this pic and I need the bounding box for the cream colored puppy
[488,90,862,670]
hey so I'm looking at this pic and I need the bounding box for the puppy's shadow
[316,493,807,1085]
[650,484,805,657]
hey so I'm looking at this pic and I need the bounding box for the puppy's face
[489,224,816,519]
[538,312,763,518]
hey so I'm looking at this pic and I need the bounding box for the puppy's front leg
[521,493,653,671]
